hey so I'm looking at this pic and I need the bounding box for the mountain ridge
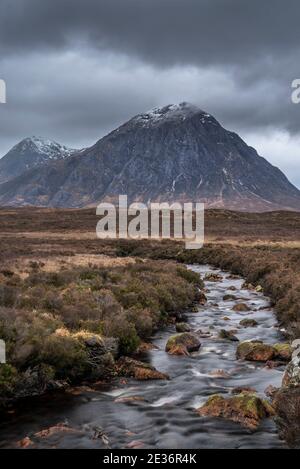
[0,103,300,212]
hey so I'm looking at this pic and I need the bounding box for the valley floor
[0,207,299,446]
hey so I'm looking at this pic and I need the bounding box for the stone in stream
[165,333,201,356]
[16,437,34,448]
[239,318,258,327]
[273,343,292,361]
[197,291,208,305]
[218,329,239,342]
[223,294,237,301]
[204,273,223,282]
[236,341,292,362]
[114,396,146,404]
[226,274,241,280]
[231,386,256,395]
[209,369,231,378]
[176,322,191,333]
[228,285,237,291]
[116,357,169,380]
[232,303,251,312]
[197,393,274,430]
[236,341,275,361]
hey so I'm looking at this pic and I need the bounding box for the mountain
[0,103,300,211]
[0,137,78,184]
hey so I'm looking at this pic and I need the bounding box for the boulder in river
[218,329,239,342]
[232,303,251,312]
[236,341,275,361]
[239,318,258,328]
[197,392,274,430]
[197,291,208,305]
[165,333,201,356]
[204,273,223,282]
[176,322,191,333]
[273,343,292,361]
[223,294,237,301]
[116,357,169,380]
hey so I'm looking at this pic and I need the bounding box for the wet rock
[16,437,34,448]
[236,341,275,362]
[223,294,237,301]
[255,285,263,292]
[197,392,274,430]
[165,333,201,356]
[196,328,213,338]
[231,386,256,395]
[204,273,223,282]
[218,329,239,342]
[226,274,240,280]
[116,357,169,380]
[209,369,231,378]
[239,318,258,328]
[265,360,287,369]
[34,422,79,439]
[242,282,255,290]
[92,426,110,446]
[273,343,292,361]
[176,322,191,333]
[198,291,208,305]
[264,385,279,399]
[126,440,145,449]
[232,303,251,312]
[115,396,145,404]
[228,285,237,291]
[222,316,230,321]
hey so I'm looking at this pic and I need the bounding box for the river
[0,265,287,449]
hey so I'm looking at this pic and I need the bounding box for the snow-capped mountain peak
[0,137,79,184]
[132,102,211,126]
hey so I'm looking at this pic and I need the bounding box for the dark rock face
[1,103,300,211]
[0,137,78,184]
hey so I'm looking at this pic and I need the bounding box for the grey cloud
[0,0,299,186]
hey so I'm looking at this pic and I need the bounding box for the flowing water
[0,265,288,449]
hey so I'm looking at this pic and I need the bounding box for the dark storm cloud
[0,0,300,185]
[1,0,300,67]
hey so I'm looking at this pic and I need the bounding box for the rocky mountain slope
[0,103,299,211]
[0,137,78,184]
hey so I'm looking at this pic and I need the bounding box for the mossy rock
[197,392,274,430]
[204,273,223,282]
[116,357,169,380]
[175,322,191,333]
[232,303,251,312]
[223,294,237,301]
[165,333,201,355]
[239,319,258,328]
[219,329,239,342]
[236,341,275,362]
[273,343,292,361]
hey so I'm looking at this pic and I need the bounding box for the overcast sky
[0,0,300,186]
